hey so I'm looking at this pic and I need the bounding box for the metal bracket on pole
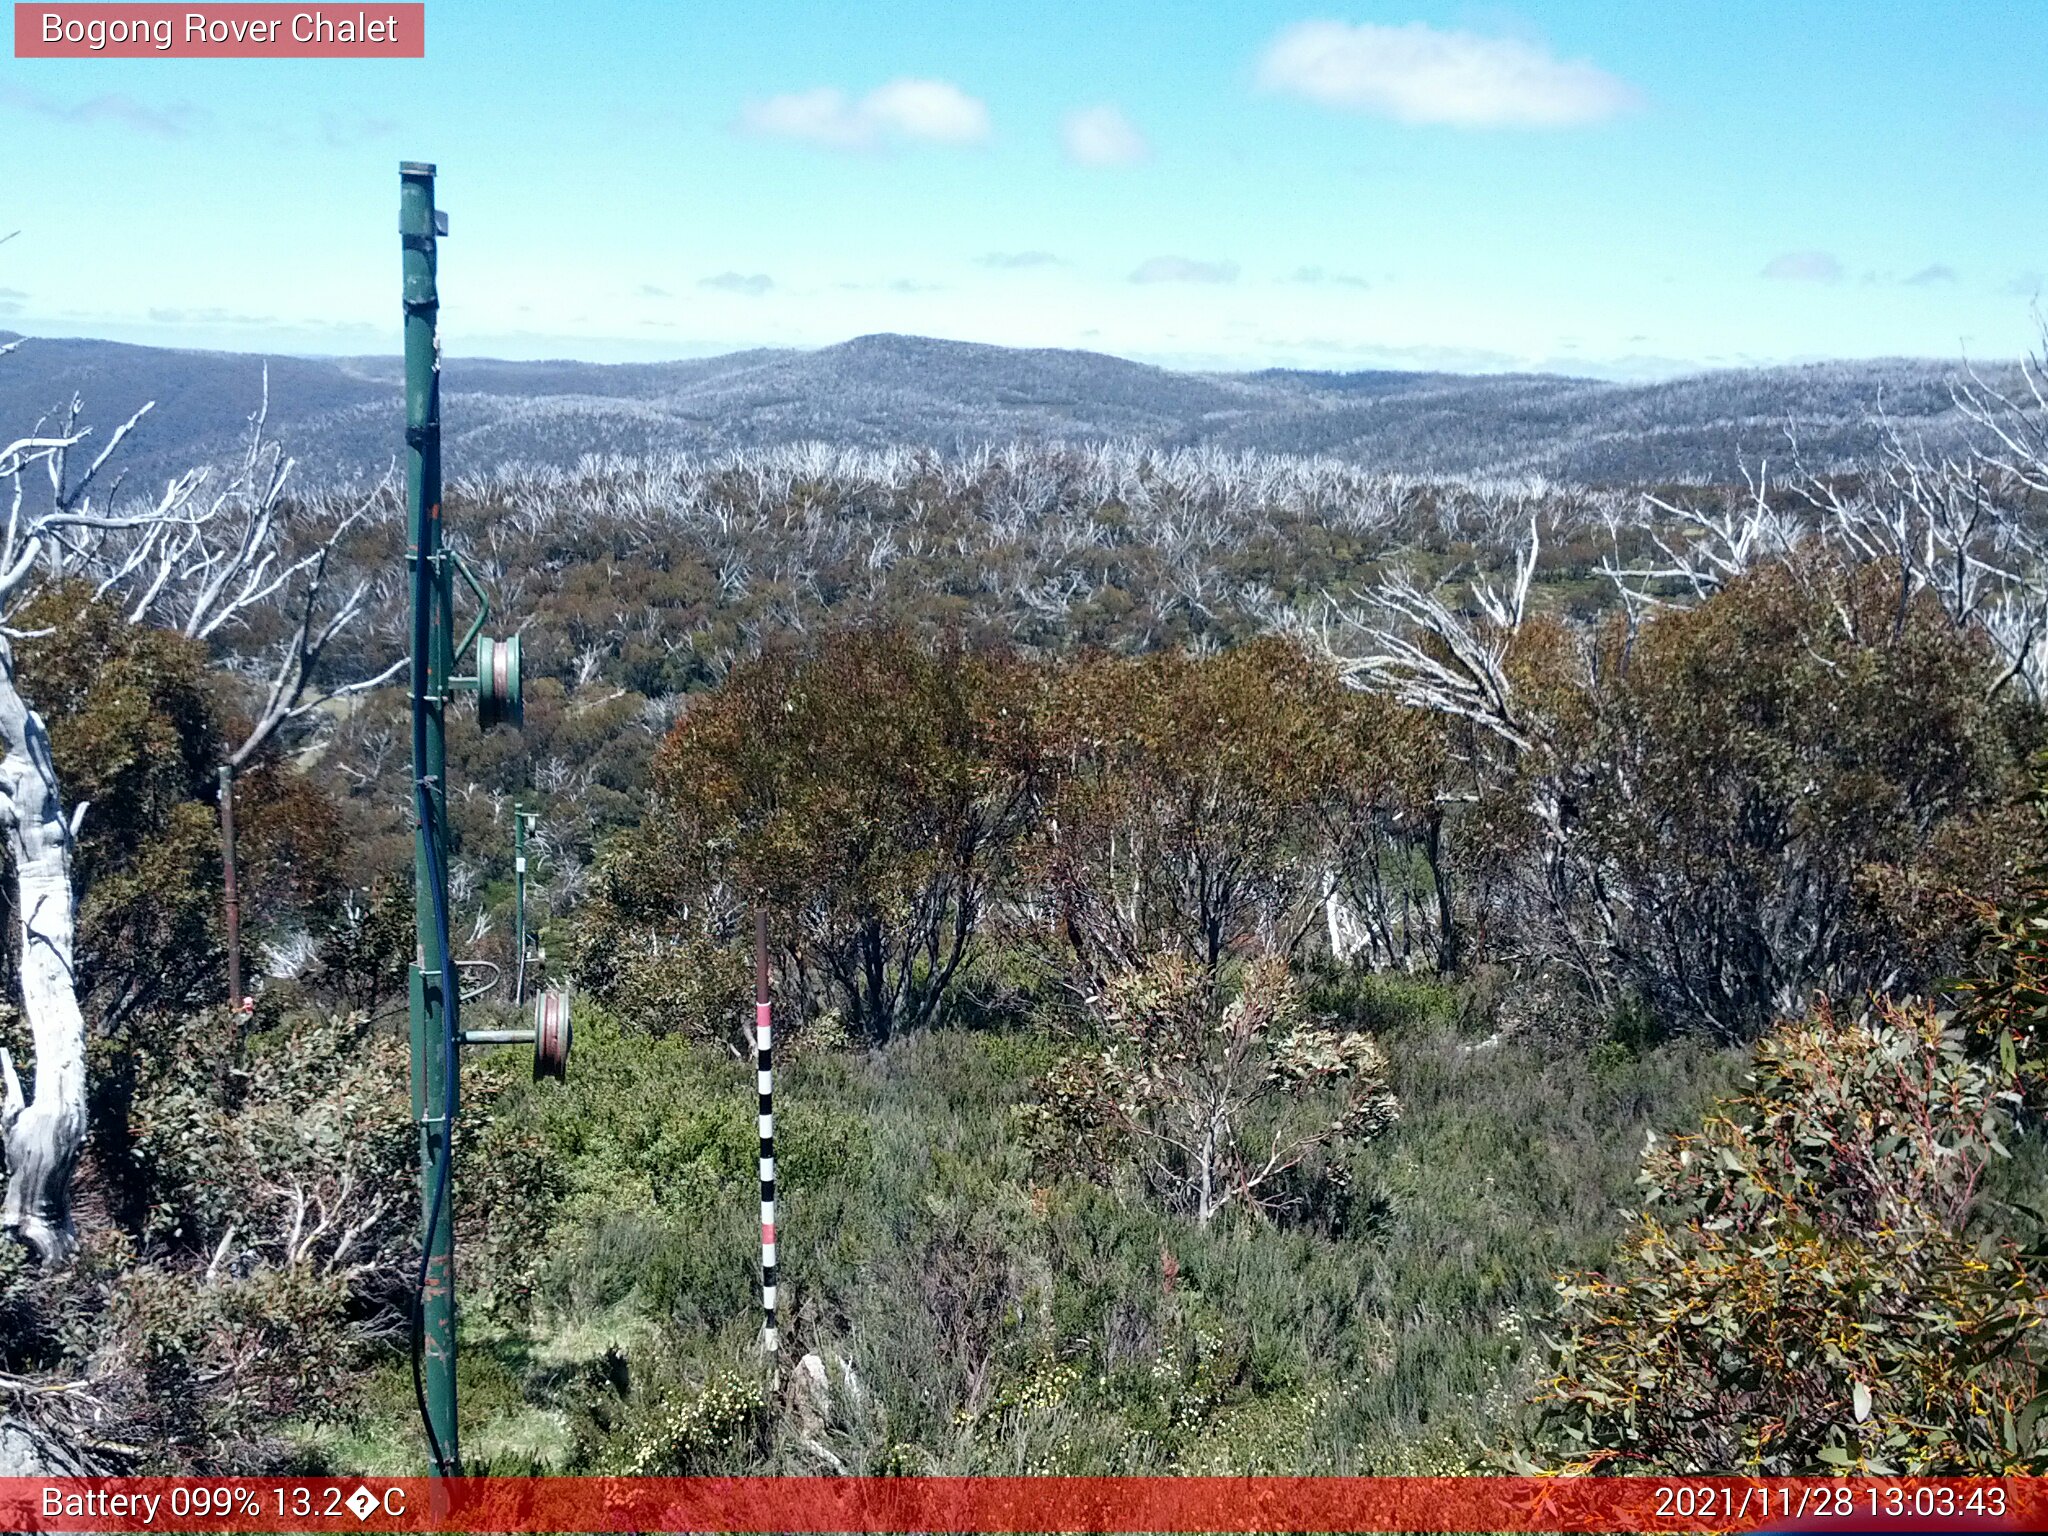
[448,548,491,666]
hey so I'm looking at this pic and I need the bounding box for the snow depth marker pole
[756,907,779,1378]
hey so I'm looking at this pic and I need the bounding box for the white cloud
[1289,265,1371,290]
[319,110,396,149]
[1131,256,1240,285]
[144,306,278,327]
[739,88,862,147]
[739,78,990,151]
[700,273,774,296]
[1254,20,1639,128]
[1062,105,1150,167]
[1760,251,1845,284]
[0,81,203,138]
[977,251,1062,269]
[864,79,991,144]
[1903,264,1957,286]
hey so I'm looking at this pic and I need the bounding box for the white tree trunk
[1324,878,1369,965]
[0,643,85,1266]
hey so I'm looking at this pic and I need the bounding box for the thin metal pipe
[514,808,529,1004]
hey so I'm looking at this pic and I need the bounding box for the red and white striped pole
[755,909,778,1374]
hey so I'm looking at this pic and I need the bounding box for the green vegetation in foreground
[316,989,1744,1476]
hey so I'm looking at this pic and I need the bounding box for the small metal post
[218,763,242,1018]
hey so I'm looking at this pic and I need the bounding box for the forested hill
[0,328,2005,491]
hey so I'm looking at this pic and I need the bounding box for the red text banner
[0,1476,2040,1533]
[14,5,424,58]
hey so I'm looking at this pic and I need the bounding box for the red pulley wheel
[533,987,572,1081]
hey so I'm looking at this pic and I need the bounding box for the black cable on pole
[409,534,463,1479]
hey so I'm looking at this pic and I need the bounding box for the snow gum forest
[3,327,2048,1477]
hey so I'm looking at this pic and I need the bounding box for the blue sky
[1,1,2043,376]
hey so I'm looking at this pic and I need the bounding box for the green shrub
[1025,952,1397,1227]
[602,1367,765,1473]
[583,933,750,1047]
[0,1005,417,1472]
[1578,559,2035,1037]
[1536,996,2048,1474]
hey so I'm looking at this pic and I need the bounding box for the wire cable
[409,492,463,1479]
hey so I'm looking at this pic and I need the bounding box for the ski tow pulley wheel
[534,987,572,1081]
[477,633,523,731]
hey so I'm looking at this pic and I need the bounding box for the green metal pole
[401,160,459,1478]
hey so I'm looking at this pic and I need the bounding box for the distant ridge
[0,330,2004,490]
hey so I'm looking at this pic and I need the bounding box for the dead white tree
[1602,464,1803,608]
[0,371,399,1263]
[1951,323,2048,694]
[1308,519,1619,996]
[1319,518,1540,753]
[79,380,404,1006]
[83,377,406,773]
[1598,324,2048,696]
[1956,319,2048,499]
[0,397,204,1263]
